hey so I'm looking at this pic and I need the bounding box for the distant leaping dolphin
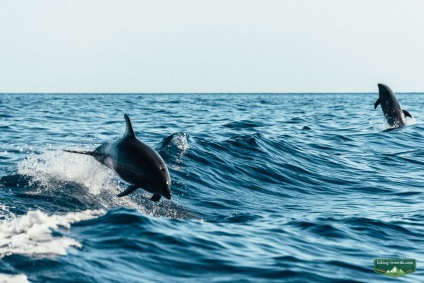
[65,114,172,202]
[374,83,412,128]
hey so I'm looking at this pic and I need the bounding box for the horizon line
[1,92,424,95]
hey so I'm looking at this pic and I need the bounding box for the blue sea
[0,93,423,282]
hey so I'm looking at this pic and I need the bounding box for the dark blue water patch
[0,174,33,190]
[75,208,154,229]
[286,116,306,124]
[0,174,104,215]
[344,217,420,239]
[223,120,267,129]
[288,221,347,239]
[56,209,368,282]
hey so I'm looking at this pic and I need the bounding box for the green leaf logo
[374,258,416,278]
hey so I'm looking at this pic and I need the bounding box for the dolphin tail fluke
[374,98,381,109]
[63,149,96,156]
[117,184,138,197]
[150,194,161,202]
[402,109,412,118]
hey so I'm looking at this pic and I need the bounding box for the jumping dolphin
[64,114,172,202]
[374,83,412,128]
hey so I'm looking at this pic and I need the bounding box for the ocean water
[0,93,423,283]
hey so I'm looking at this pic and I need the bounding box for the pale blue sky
[1,1,424,93]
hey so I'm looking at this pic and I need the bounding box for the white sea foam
[164,133,189,170]
[370,116,417,132]
[17,150,114,196]
[173,133,190,153]
[0,209,104,258]
[405,116,417,126]
[0,273,30,283]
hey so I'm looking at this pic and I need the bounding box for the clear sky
[1,1,424,93]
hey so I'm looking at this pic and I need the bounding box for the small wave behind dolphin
[157,132,190,172]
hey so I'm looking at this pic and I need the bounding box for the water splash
[405,116,417,126]
[370,116,416,132]
[158,132,190,169]
[18,150,114,196]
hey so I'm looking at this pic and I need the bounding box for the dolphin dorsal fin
[124,114,136,138]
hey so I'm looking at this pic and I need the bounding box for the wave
[223,120,266,129]
[157,132,190,168]
[4,129,420,221]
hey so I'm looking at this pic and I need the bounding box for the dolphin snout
[163,187,172,200]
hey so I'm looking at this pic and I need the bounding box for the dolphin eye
[160,167,165,171]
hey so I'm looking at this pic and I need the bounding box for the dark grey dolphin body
[65,114,171,202]
[374,83,412,128]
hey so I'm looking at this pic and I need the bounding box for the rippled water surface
[0,93,423,282]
